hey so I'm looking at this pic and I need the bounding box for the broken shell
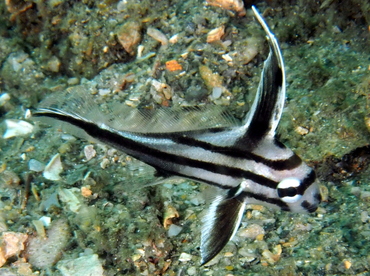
[116,21,142,55]
[169,34,179,44]
[163,204,179,229]
[206,25,225,43]
[295,126,309,135]
[5,0,33,20]
[262,249,280,265]
[151,79,173,104]
[58,188,82,213]
[240,37,260,64]
[199,65,230,98]
[43,153,63,181]
[206,0,246,16]
[147,27,168,46]
[3,119,34,139]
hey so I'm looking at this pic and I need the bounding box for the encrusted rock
[116,21,142,56]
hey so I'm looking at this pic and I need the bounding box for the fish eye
[277,178,302,203]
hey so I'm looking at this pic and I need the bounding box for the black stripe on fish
[35,111,309,194]
[169,134,302,170]
[239,191,290,211]
[298,169,316,194]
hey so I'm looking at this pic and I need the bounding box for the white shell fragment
[206,25,225,43]
[43,153,63,181]
[3,119,34,139]
[39,216,51,227]
[178,252,193,262]
[58,188,82,213]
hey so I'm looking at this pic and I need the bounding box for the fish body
[34,6,321,265]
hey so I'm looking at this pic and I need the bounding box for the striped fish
[33,6,321,265]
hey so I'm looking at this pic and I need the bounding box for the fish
[33,6,321,265]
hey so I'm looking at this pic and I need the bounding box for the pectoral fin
[201,192,246,265]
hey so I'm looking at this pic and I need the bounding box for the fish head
[275,170,321,213]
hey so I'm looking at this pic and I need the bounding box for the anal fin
[201,192,246,265]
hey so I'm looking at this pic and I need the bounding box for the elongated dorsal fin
[242,6,286,142]
[34,85,239,134]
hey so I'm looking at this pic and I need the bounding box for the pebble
[167,224,182,237]
[187,266,197,275]
[360,211,369,223]
[100,158,110,169]
[67,77,80,85]
[29,159,45,172]
[84,145,96,161]
[0,170,20,186]
[0,232,28,267]
[47,56,61,72]
[343,259,352,269]
[238,223,265,239]
[206,0,246,16]
[212,87,223,99]
[147,27,168,46]
[178,252,192,262]
[98,88,110,96]
[207,25,225,43]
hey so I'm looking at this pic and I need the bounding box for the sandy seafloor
[0,0,370,275]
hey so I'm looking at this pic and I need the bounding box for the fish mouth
[307,203,318,213]
[301,199,319,213]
